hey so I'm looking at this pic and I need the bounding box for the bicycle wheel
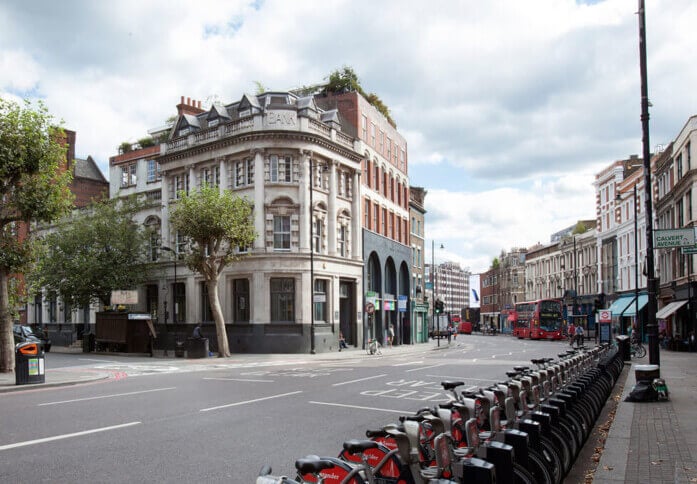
[636,344,647,358]
[539,435,563,484]
[513,462,536,484]
[527,448,555,484]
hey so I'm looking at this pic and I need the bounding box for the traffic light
[435,299,444,314]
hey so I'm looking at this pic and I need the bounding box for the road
[0,334,576,483]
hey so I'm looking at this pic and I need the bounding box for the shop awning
[655,300,688,319]
[622,294,649,317]
[608,295,635,316]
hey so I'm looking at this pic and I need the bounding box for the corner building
[315,92,412,347]
[114,93,366,353]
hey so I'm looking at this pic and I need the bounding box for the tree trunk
[207,277,230,357]
[0,270,15,373]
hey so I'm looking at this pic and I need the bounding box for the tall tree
[30,197,153,310]
[169,185,256,357]
[0,98,73,372]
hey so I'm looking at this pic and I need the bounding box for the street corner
[0,368,116,394]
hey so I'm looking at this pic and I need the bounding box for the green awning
[622,294,648,316]
[608,295,635,316]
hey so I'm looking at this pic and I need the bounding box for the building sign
[265,110,297,128]
[111,290,138,305]
[398,295,408,312]
[598,310,612,323]
[383,300,395,311]
[413,303,429,312]
[654,228,695,248]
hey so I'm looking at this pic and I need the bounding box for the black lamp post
[160,246,177,324]
[637,0,659,366]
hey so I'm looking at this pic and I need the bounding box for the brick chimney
[177,96,205,116]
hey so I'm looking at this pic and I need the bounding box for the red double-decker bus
[512,299,564,340]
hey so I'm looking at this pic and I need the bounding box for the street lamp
[637,0,659,366]
[160,246,177,324]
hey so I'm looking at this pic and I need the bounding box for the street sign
[365,302,375,314]
[654,228,696,248]
[598,310,612,323]
[682,246,697,255]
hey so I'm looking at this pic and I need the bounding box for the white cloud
[1,0,695,272]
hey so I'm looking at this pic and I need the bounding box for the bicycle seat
[441,380,465,391]
[530,358,545,364]
[513,366,529,372]
[295,456,335,474]
[343,439,379,455]
[505,371,520,378]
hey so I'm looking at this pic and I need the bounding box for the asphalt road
[0,335,575,483]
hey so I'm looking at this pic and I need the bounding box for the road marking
[200,391,302,412]
[332,374,387,387]
[309,401,412,414]
[79,358,119,363]
[38,387,176,406]
[0,422,141,451]
[425,375,494,382]
[393,361,423,366]
[405,364,444,373]
[203,377,274,383]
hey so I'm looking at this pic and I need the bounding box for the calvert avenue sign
[654,228,695,248]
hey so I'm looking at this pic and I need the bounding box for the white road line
[0,422,141,451]
[425,375,494,382]
[203,377,274,383]
[38,387,176,406]
[309,401,411,414]
[200,391,302,412]
[405,364,444,373]
[332,374,387,387]
[79,358,119,363]
[393,361,423,366]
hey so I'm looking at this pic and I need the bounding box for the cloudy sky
[2,0,696,273]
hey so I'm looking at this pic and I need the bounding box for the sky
[2,0,696,273]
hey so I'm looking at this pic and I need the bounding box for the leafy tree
[30,197,153,310]
[0,98,73,372]
[169,185,256,357]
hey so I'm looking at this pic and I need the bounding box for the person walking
[575,324,585,348]
[387,324,395,348]
[568,322,576,346]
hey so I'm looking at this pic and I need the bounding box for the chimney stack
[177,95,205,116]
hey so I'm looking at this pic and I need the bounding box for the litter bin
[174,340,186,358]
[15,342,45,385]
[82,333,95,353]
[187,338,209,358]
[616,335,630,361]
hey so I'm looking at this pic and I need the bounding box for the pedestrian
[338,331,348,351]
[568,322,576,346]
[387,324,395,348]
[192,323,203,339]
[575,324,585,348]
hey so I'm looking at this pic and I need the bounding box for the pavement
[2,338,696,483]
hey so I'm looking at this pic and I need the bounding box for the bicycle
[630,338,646,358]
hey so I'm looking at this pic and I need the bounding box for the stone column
[327,160,337,256]
[253,149,265,251]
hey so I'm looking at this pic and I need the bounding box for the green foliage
[30,197,153,308]
[119,141,132,153]
[0,97,73,371]
[169,184,256,278]
[492,257,500,270]
[572,221,590,235]
[138,137,155,148]
[253,81,267,95]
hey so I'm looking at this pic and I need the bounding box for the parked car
[13,324,51,352]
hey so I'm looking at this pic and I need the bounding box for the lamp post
[637,0,659,366]
[431,241,444,347]
[160,246,177,325]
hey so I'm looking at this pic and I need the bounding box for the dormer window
[239,108,251,118]
[178,127,191,137]
[209,118,219,128]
